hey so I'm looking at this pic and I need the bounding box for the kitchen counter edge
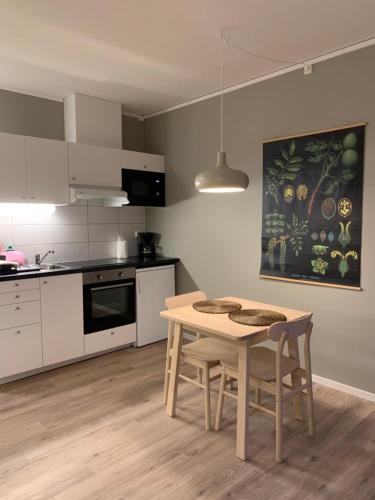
[0,257,180,282]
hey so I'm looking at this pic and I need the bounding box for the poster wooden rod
[262,122,367,144]
[259,274,362,291]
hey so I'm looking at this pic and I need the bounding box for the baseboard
[312,374,375,403]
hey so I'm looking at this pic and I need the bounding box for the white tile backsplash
[14,225,52,245]
[119,206,146,224]
[53,242,89,262]
[88,206,119,224]
[53,224,88,244]
[0,225,13,248]
[53,205,88,225]
[89,241,117,260]
[88,224,119,242]
[0,202,144,264]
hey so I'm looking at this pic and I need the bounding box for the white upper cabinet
[0,132,27,202]
[25,136,70,204]
[68,142,122,187]
[122,150,164,173]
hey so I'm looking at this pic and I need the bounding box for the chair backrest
[268,314,313,342]
[165,291,207,310]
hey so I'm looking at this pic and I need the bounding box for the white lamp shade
[195,152,249,193]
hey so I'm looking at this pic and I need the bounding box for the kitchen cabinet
[68,142,122,187]
[122,150,164,173]
[0,132,27,202]
[40,273,84,366]
[136,265,175,346]
[0,277,42,379]
[0,324,43,378]
[25,136,70,204]
[84,323,136,355]
[0,133,69,204]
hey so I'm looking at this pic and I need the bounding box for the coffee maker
[137,232,156,258]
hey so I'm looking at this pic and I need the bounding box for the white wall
[0,202,145,264]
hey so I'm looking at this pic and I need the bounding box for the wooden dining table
[160,296,311,461]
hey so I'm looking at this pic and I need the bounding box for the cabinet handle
[16,330,21,335]
[15,295,20,299]
[111,331,115,335]
[15,283,19,287]
[143,165,147,169]
[72,177,76,181]
[15,306,20,311]
[31,196,35,200]
[43,281,48,285]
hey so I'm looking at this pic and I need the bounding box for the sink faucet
[35,250,54,266]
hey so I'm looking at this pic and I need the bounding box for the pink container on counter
[0,250,25,265]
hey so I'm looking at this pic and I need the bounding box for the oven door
[83,279,136,334]
[122,168,165,207]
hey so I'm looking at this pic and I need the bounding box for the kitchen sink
[40,263,71,271]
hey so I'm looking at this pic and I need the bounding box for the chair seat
[221,346,299,381]
[182,338,237,363]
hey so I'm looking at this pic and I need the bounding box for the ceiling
[1,0,375,116]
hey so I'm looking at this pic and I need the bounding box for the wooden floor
[0,342,374,500]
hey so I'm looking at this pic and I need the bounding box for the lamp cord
[220,31,224,152]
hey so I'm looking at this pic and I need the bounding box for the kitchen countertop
[0,256,179,281]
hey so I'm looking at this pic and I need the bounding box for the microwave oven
[122,169,165,207]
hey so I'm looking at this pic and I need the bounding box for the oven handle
[90,282,134,292]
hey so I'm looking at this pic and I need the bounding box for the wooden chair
[163,291,237,430]
[215,314,315,462]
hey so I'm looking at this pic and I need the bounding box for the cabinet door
[122,150,164,173]
[136,265,175,346]
[0,132,27,201]
[40,273,84,365]
[0,324,43,378]
[25,136,69,204]
[68,143,121,187]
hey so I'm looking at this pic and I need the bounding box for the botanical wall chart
[260,124,365,289]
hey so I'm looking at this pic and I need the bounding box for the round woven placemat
[228,309,287,326]
[193,300,242,314]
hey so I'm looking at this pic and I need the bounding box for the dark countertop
[0,256,179,282]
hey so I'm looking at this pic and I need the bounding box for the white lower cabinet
[84,323,136,355]
[40,273,84,366]
[0,324,42,378]
[136,265,175,346]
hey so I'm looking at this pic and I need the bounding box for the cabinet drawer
[84,323,136,355]
[0,288,40,306]
[0,278,40,295]
[0,301,41,330]
[0,323,42,378]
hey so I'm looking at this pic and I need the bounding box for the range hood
[65,93,128,206]
[70,186,129,207]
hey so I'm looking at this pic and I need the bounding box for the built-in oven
[122,168,165,207]
[83,267,136,334]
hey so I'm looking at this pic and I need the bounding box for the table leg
[288,338,304,421]
[166,322,183,417]
[236,341,250,460]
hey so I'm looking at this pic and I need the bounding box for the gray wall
[145,46,375,393]
[0,89,64,140]
[0,88,144,150]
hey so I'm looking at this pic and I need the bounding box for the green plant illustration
[265,140,303,207]
[311,257,329,275]
[305,132,358,216]
[312,245,329,255]
[267,236,288,272]
[338,221,352,249]
[331,250,358,278]
[286,214,309,256]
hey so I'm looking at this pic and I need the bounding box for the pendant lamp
[195,31,249,193]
